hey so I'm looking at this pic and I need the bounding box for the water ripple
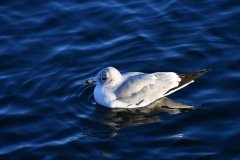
[1,0,240,159]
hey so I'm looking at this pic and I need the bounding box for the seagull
[85,67,211,108]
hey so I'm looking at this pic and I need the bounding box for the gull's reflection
[93,97,196,131]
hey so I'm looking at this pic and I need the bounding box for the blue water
[1,0,240,159]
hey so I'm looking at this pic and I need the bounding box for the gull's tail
[164,68,212,96]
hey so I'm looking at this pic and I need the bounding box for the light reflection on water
[0,0,240,159]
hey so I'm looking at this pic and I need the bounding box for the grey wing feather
[114,72,181,104]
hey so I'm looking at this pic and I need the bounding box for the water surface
[1,0,240,159]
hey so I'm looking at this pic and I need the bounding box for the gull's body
[89,67,211,108]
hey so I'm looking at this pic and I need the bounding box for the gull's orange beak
[84,79,95,84]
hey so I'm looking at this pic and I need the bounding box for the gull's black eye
[101,77,106,81]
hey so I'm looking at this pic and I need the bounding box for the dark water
[1,0,240,159]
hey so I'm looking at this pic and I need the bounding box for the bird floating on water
[85,67,211,108]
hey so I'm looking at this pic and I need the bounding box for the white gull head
[93,67,123,89]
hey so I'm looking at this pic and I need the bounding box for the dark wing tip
[164,68,212,95]
[199,68,212,73]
